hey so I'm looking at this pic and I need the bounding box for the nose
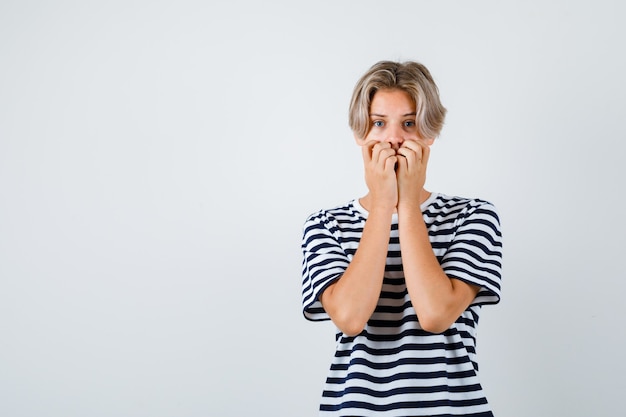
[385,125,404,149]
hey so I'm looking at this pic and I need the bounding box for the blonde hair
[348,61,447,140]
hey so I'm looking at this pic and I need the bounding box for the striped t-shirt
[301,193,503,416]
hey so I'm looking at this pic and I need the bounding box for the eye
[373,120,384,127]
[404,120,416,128]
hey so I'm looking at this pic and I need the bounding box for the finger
[362,141,389,161]
[395,154,408,173]
[376,147,397,166]
[399,140,424,161]
[361,140,378,160]
[361,140,384,164]
[420,143,430,166]
[384,155,398,172]
[396,146,417,164]
[370,142,392,164]
[415,138,433,165]
[398,147,424,174]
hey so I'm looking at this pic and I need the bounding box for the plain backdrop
[1,1,625,416]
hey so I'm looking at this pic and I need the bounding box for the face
[358,89,432,149]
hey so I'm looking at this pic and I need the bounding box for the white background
[1,1,625,416]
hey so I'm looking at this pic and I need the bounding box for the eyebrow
[370,112,417,117]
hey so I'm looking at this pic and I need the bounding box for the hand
[396,139,430,208]
[361,140,398,211]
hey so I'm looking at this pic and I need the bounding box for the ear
[423,137,435,146]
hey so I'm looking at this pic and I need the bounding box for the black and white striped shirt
[301,193,503,416]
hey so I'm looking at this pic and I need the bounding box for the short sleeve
[440,201,503,306]
[300,211,351,321]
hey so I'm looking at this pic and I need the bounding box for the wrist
[368,203,396,218]
[397,189,430,212]
[359,194,397,216]
[397,196,421,213]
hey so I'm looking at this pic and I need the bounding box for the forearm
[398,205,478,333]
[321,207,393,336]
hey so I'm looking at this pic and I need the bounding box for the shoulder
[301,200,363,257]
[428,193,500,223]
[301,200,366,249]
[303,200,364,228]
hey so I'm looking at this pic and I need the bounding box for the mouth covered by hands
[362,139,430,210]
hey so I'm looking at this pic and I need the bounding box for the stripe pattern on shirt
[301,193,503,416]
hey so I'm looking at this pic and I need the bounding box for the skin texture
[320,89,480,335]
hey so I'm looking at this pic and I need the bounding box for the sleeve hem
[302,274,341,322]
[448,274,501,306]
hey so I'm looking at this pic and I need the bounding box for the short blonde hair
[348,61,447,140]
